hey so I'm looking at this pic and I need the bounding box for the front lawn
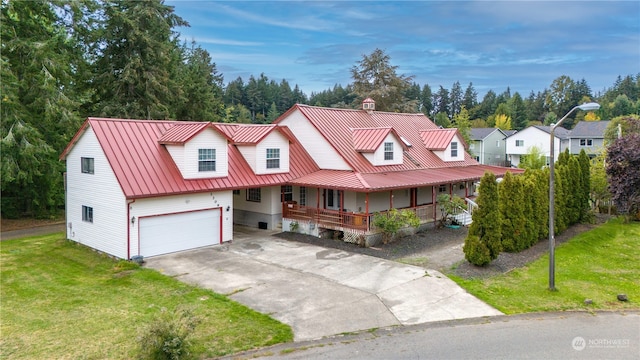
[451,217,640,313]
[0,233,293,359]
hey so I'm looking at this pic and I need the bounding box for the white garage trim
[137,208,222,257]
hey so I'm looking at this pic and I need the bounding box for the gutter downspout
[127,199,136,260]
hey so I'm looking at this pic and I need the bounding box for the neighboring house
[61,99,519,259]
[469,128,509,166]
[567,120,610,157]
[505,125,570,167]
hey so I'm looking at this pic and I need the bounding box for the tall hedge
[464,172,502,265]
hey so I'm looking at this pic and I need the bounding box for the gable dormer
[159,123,229,179]
[420,129,466,162]
[232,125,291,174]
[352,127,404,166]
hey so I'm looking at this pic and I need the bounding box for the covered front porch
[281,181,476,244]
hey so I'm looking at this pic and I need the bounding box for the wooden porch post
[366,192,370,231]
[465,181,468,198]
[389,190,393,209]
[317,187,321,223]
[432,185,437,222]
[410,188,417,208]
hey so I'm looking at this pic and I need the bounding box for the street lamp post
[548,102,600,291]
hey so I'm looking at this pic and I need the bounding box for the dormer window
[266,148,280,169]
[198,149,216,172]
[384,142,394,160]
[451,142,458,157]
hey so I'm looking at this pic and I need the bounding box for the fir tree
[464,172,502,265]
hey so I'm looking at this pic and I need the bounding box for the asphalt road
[230,311,640,360]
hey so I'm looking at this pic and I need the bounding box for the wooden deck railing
[283,202,435,233]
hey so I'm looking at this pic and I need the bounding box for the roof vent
[362,98,375,113]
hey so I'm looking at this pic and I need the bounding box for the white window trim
[198,148,216,172]
[383,142,393,160]
[266,148,280,169]
[82,205,93,223]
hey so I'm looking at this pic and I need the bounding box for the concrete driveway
[145,226,502,341]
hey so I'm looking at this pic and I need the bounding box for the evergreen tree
[173,42,224,121]
[463,82,478,111]
[450,81,463,117]
[421,84,433,116]
[578,150,591,221]
[350,48,415,112]
[93,0,188,119]
[509,92,528,130]
[499,172,527,252]
[464,172,502,265]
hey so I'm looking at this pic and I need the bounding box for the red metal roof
[158,122,212,144]
[230,124,277,144]
[352,127,392,152]
[420,129,457,150]
[276,104,478,173]
[61,118,319,199]
[289,165,523,192]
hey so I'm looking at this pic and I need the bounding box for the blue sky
[167,1,640,98]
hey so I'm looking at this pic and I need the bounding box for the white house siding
[417,186,434,205]
[129,191,233,257]
[443,134,465,162]
[65,127,128,259]
[167,128,229,179]
[362,133,403,166]
[236,145,256,170]
[232,186,281,230]
[279,109,351,170]
[506,127,549,167]
[255,131,290,174]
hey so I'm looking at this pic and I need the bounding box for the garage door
[139,209,220,257]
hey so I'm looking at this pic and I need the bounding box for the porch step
[453,212,473,226]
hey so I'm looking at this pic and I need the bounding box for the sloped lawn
[451,218,640,313]
[1,233,292,359]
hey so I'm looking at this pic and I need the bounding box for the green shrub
[463,234,491,266]
[138,307,200,360]
[373,208,420,244]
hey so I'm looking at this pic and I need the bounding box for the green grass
[451,218,640,314]
[0,233,293,359]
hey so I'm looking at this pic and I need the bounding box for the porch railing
[283,202,435,233]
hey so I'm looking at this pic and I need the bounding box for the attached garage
[139,209,221,257]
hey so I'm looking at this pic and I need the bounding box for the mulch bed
[275,215,610,279]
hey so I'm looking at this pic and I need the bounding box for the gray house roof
[531,125,571,138]
[470,128,506,140]
[569,120,610,138]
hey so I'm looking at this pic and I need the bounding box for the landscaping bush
[138,307,201,360]
[462,234,491,266]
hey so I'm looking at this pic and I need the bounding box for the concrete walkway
[145,227,502,341]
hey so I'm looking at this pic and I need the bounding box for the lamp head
[577,102,600,111]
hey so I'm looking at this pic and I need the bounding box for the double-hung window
[384,142,393,160]
[580,139,593,147]
[247,188,261,202]
[266,148,280,169]
[299,186,307,206]
[81,157,94,174]
[198,149,216,172]
[515,140,524,147]
[82,206,93,223]
[281,185,293,202]
[451,142,458,157]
